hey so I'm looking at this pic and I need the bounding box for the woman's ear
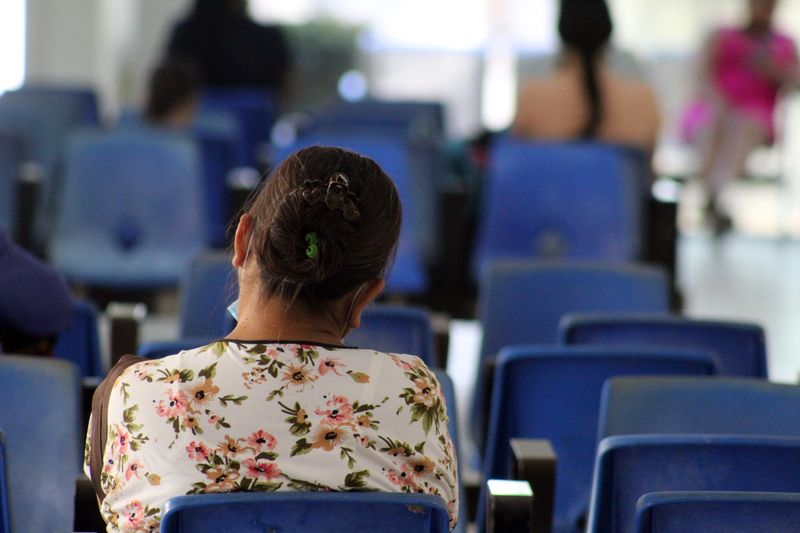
[348,279,386,331]
[232,213,254,268]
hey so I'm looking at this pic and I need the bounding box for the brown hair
[246,145,401,305]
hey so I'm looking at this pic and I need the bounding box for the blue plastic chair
[472,261,669,447]
[598,376,800,439]
[432,368,466,533]
[180,251,237,338]
[587,435,800,533]
[200,88,277,167]
[311,99,445,141]
[472,138,646,281]
[0,355,82,533]
[560,314,768,378]
[0,130,23,233]
[635,491,800,533]
[274,133,436,294]
[345,304,436,367]
[53,299,103,378]
[478,346,717,533]
[50,129,206,288]
[160,492,450,533]
[138,338,215,359]
[0,432,9,533]
[5,86,99,126]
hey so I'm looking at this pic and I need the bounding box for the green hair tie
[305,232,319,259]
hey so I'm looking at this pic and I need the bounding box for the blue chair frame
[53,299,103,378]
[587,435,800,533]
[160,491,450,533]
[598,376,800,440]
[635,491,800,533]
[345,304,436,367]
[0,129,23,234]
[478,346,717,533]
[179,251,237,338]
[0,355,82,533]
[560,314,768,377]
[472,138,646,281]
[0,432,9,533]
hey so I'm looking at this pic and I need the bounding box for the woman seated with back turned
[513,0,661,153]
[85,146,459,532]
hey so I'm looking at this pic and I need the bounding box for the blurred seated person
[167,0,292,93]
[512,0,661,154]
[85,146,459,531]
[144,60,202,129]
[0,229,73,355]
[686,0,800,233]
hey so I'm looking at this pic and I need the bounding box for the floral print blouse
[84,341,459,532]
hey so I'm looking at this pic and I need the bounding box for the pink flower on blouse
[112,426,130,457]
[125,459,143,482]
[318,357,345,376]
[314,395,353,424]
[120,500,145,529]
[243,458,281,480]
[155,389,189,418]
[247,430,276,452]
[186,441,211,462]
[389,355,415,372]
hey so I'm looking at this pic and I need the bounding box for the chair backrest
[274,132,436,294]
[179,251,237,338]
[6,86,100,127]
[479,346,717,532]
[431,368,466,533]
[0,130,23,234]
[560,314,768,377]
[53,298,103,378]
[0,432,9,533]
[159,492,450,533]
[345,304,436,367]
[599,376,800,439]
[588,435,800,533]
[635,491,800,533]
[472,138,645,280]
[51,129,206,288]
[138,338,215,359]
[0,355,81,533]
[311,99,445,141]
[200,88,277,167]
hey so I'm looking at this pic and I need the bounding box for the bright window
[0,0,26,94]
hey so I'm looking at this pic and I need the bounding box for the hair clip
[302,179,324,206]
[324,173,361,222]
[305,232,319,259]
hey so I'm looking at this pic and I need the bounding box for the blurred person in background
[144,59,202,129]
[513,0,661,154]
[167,0,292,94]
[0,229,72,356]
[684,0,800,234]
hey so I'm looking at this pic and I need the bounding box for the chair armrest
[485,479,533,533]
[511,438,557,533]
[106,302,147,366]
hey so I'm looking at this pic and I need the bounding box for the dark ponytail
[558,0,613,139]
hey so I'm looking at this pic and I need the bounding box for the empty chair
[472,138,646,280]
[160,492,450,533]
[345,305,436,367]
[275,132,438,293]
[479,346,717,533]
[635,491,800,533]
[587,435,800,533]
[561,314,768,377]
[4,86,99,126]
[472,261,669,446]
[598,376,800,439]
[0,432,8,533]
[311,99,445,141]
[53,299,103,378]
[200,88,277,167]
[0,130,23,234]
[0,355,82,533]
[180,251,237,338]
[51,129,206,289]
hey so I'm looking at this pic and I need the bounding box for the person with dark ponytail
[85,146,459,532]
[513,0,660,151]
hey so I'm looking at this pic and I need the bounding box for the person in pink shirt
[689,0,800,233]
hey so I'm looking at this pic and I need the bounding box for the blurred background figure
[684,0,800,234]
[166,0,292,95]
[513,0,661,155]
[144,59,201,129]
[0,229,72,356]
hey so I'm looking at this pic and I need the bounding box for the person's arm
[0,230,73,340]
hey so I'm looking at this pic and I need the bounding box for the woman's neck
[227,294,345,346]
